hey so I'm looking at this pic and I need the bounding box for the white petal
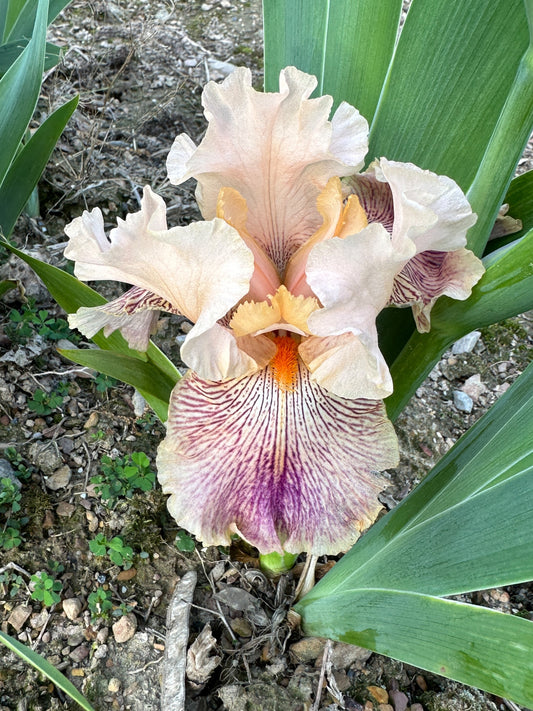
[299,333,393,400]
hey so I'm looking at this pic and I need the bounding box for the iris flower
[64,67,484,556]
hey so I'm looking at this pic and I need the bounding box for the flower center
[269,335,299,392]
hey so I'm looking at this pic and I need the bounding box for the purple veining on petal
[157,359,398,555]
[70,286,181,350]
[389,249,483,332]
[346,173,394,233]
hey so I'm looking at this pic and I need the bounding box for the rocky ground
[0,1,532,710]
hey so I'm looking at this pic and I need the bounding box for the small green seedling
[0,526,22,550]
[87,587,113,621]
[0,475,27,550]
[89,533,134,569]
[175,530,195,553]
[4,448,33,479]
[90,451,156,508]
[94,372,118,393]
[5,300,75,344]
[30,572,62,607]
[0,571,25,598]
[27,383,69,415]
[0,477,21,514]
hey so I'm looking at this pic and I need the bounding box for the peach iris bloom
[64,68,483,555]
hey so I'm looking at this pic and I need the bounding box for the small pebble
[112,613,137,643]
[462,373,487,401]
[7,605,31,632]
[57,502,75,517]
[69,644,89,662]
[86,510,99,533]
[71,668,85,677]
[29,611,48,629]
[108,677,121,693]
[415,675,427,691]
[334,670,352,692]
[44,465,72,490]
[453,390,473,413]
[63,598,83,621]
[96,627,109,644]
[452,330,481,354]
[289,636,326,663]
[93,644,109,660]
[84,411,99,429]
[230,617,252,638]
[367,686,389,704]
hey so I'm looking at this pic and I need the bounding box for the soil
[0,1,532,710]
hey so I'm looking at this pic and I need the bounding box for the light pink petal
[373,158,477,255]
[64,186,257,380]
[68,286,170,350]
[299,333,393,400]
[157,361,398,555]
[166,134,197,185]
[303,223,402,398]
[391,248,485,332]
[167,66,368,271]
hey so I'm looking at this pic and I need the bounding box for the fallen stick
[160,570,198,711]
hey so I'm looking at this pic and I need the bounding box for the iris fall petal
[157,359,398,556]
[391,248,486,332]
[69,286,169,350]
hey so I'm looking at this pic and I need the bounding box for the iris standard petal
[347,159,483,331]
[166,66,368,271]
[157,358,398,556]
[391,248,485,332]
[373,158,477,255]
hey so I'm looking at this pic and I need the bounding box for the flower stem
[259,551,299,576]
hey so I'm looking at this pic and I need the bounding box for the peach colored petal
[167,66,368,271]
[64,186,257,381]
[157,361,398,555]
[299,333,393,400]
[285,177,367,296]
[216,187,280,300]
